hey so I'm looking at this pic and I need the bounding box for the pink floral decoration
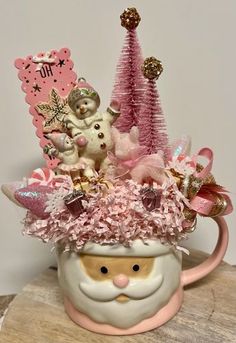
[23,178,189,252]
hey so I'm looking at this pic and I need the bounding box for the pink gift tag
[15,48,78,169]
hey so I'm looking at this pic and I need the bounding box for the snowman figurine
[64,78,120,178]
[46,132,84,179]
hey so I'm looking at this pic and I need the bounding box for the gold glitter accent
[120,8,141,30]
[180,174,203,200]
[187,175,203,199]
[208,193,227,217]
[196,163,216,184]
[183,207,197,221]
[73,175,113,194]
[169,169,184,188]
[183,208,197,232]
[142,57,163,80]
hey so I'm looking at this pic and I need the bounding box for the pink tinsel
[23,178,189,252]
[111,29,146,132]
[138,80,170,160]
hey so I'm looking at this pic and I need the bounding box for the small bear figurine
[64,78,120,178]
[46,133,84,178]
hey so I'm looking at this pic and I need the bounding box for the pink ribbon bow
[189,148,233,216]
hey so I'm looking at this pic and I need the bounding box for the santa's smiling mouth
[116,294,130,303]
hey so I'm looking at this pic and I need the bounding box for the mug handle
[181,216,229,286]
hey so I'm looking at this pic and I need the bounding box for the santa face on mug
[57,244,182,329]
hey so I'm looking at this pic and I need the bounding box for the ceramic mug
[56,216,228,335]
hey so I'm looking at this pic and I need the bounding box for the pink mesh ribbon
[108,148,165,184]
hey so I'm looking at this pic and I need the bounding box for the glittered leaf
[35,88,70,133]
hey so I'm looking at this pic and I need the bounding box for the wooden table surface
[0,250,236,343]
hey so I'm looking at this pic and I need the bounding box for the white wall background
[0,0,235,294]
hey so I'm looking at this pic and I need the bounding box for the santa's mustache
[79,274,163,302]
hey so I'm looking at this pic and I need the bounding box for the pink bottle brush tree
[138,57,170,161]
[111,8,146,132]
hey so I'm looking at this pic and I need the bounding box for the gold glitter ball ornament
[120,8,141,30]
[142,57,163,80]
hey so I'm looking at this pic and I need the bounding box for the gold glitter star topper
[120,7,141,30]
[142,57,163,80]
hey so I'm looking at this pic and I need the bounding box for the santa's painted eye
[100,266,108,274]
[132,264,140,272]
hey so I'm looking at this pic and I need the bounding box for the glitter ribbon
[187,148,233,217]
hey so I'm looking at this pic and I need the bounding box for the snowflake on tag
[36,88,70,133]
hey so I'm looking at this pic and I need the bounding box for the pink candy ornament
[28,167,55,186]
[15,185,53,218]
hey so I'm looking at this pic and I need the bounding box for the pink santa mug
[56,216,228,335]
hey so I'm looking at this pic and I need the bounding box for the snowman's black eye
[84,101,88,105]
[132,264,140,272]
[100,266,108,274]
[76,104,80,109]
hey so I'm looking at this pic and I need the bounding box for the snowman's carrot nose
[113,274,129,288]
[80,105,86,113]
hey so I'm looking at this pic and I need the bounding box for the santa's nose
[113,274,129,288]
